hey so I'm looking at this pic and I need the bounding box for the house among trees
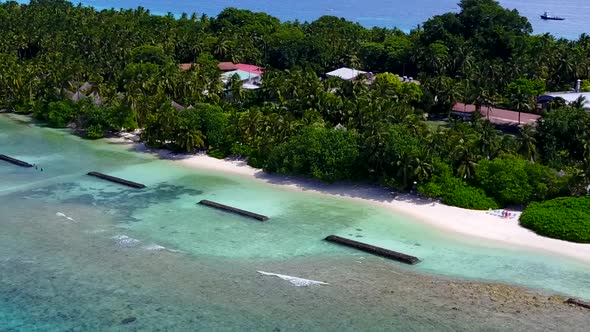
[217,62,264,75]
[179,61,265,90]
[326,67,372,81]
[535,80,590,110]
[234,64,265,76]
[64,82,102,105]
[538,92,590,110]
[217,62,264,90]
[217,62,238,71]
[170,100,186,111]
[399,76,420,85]
[178,63,193,71]
[451,103,540,125]
[221,70,261,89]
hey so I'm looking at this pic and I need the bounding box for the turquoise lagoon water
[1,115,590,330]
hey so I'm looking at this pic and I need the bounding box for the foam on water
[56,212,76,221]
[112,235,141,248]
[142,244,167,251]
[257,271,329,287]
[141,244,185,254]
[84,229,107,234]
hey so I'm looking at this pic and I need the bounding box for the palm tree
[453,43,475,78]
[123,89,143,126]
[447,124,481,180]
[454,144,479,180]
[412,147,434,184]
[571,95,587,110]
[423,76,461,116]
[238,109,263,143]
[213,37,229,59]
[518,125,538,162]
[510,91,534,125]
[175,125,206,152]
[476,120,500,159]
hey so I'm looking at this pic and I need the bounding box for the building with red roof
[178,63,193,71]
[235,63,264,76]
[452,103,541,125]
[217,62,238,71]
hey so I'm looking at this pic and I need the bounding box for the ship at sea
[541,11,565,20]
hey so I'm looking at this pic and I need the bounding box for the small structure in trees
[326,67,371,81]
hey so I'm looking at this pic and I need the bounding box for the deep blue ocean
[19,0,590,39]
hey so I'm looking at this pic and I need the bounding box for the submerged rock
[121,316,136,325]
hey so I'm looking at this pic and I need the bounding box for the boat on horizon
[541,11,565,21]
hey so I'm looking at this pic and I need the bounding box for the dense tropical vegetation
[520,197,590,243]
[2,0,590,240]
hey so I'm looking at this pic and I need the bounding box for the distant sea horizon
[12,0,590,39]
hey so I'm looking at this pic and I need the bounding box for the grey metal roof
[542,92,590,108]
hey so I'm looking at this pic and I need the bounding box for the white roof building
[326,67,368,81]
[242,83,260,90]
[539,92,590,109]
[221,70,261,83]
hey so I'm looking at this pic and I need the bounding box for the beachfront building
[63,81,102,105]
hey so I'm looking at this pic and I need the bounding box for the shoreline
[111,135,590,265]
[3,111,589,265]
[3,114,590,307]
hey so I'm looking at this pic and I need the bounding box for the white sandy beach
[115,135,590,264]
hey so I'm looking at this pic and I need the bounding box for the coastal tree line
[1,0,590,241]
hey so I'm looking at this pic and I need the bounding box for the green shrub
[473,156,565,205]
[208,149,227,159]
[520,196,590,243]
[247,156,265,169]
[419,161,498,210]
[264,127,359,182]
[230,143,254,157]
[45,101,77,128]
[441,184,499,210]
[78,102,115,134]
[417,180,444,198]
[180,104,228,149]
[85,124,106,139]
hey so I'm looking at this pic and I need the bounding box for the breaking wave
[257,271,328,287]
[112,235,140,248]
[56,212,76,222]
